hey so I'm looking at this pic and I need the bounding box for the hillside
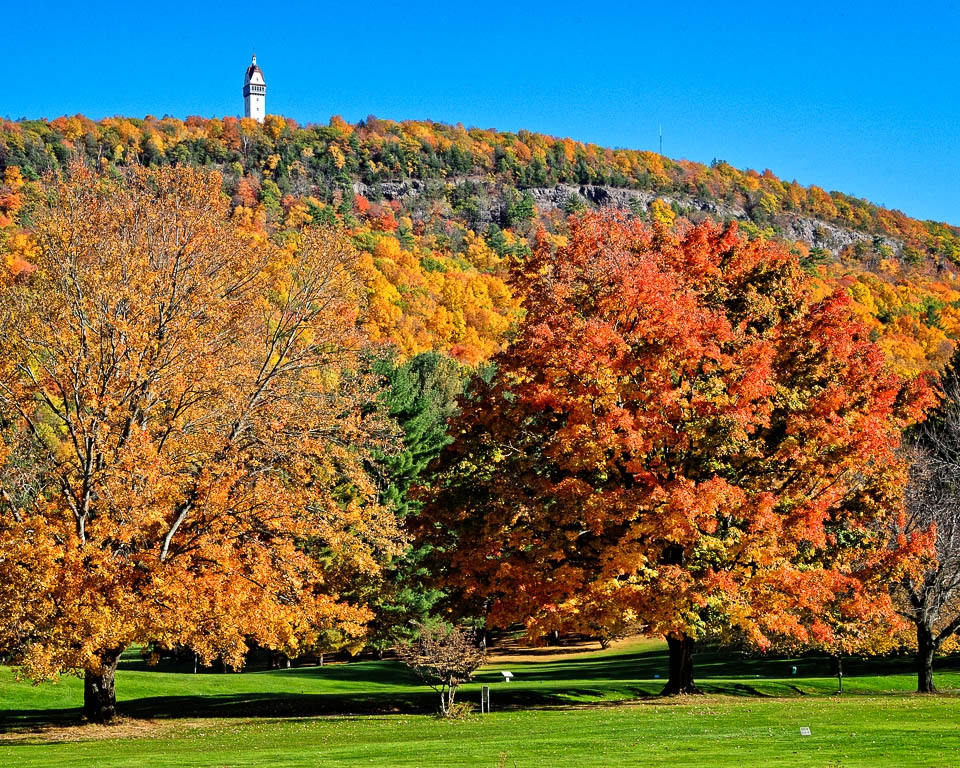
[1,113,958,374]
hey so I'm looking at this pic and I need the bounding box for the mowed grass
[2,639,960,767]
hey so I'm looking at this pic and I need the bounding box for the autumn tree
[395,622,486,717]
[762,561,916,693]
[0,165,404,722]
[894,356,960,692]
[417,212,930,695]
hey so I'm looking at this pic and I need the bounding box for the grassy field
[2,639,959,767]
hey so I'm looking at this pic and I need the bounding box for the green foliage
[376,352,466,516]
[306,199,338,226]
[562,192,588,214]
[260,177,282,219]
[420,256,447,273]
[501,187,536,227]
[366,352,469,651]
[799,246,831,273]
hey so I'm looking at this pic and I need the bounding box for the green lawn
[2,641,959,767]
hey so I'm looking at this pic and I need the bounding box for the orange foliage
[0,165,404,719]
[419,212,932,691]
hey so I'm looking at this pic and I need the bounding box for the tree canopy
[417,213,932,693]
[0,165,404,721]
[364,351,469,651]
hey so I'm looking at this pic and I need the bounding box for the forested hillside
[2,113,959,373]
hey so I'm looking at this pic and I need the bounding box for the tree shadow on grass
[118,655,422,686]
[0,684,654,730]
[0,690,440,731]
[477,644,834,684]
[6,645,960,730]
[0,707,84,731]
[255,662,422,686]
[119,690,439,719]
[697,682,774,697]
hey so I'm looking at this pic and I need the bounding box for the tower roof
[244,54,265,86]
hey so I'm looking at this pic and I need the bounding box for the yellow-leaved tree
[0,165,404,722]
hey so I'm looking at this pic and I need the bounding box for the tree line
[2,113,959,263]
[4,114,960,384]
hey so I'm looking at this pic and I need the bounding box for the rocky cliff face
[525,184,745,221]
[354,179,426,200]
[354,179,903,260]
[777,214,898,257]
[526,184,902,259]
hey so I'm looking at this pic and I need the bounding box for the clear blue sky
[4,0,959,225]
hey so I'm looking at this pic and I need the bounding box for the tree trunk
[83,648,124,723]
[661,634,701,695]
[830,654,843,693]
[917,622,938,694]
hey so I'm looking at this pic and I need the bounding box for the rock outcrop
[352,178,906,260]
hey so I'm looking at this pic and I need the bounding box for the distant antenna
[659,124,663,156]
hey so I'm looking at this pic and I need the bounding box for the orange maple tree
[418,213,932,693]
[0,165,404,721]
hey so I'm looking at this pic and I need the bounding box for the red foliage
[419,213,931,664]
[235,176,260,208]
[354,195,371,215]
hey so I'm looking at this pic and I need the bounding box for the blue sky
[5,0,959,225]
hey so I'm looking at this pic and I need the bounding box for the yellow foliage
[3,167,24,188]
[0,166,404,695]
[284,200,313,229]
[373,236,403,260]
[328,115,354,135]
[847,281,879,318]
[649,199,676,227]
[263,115,286,140]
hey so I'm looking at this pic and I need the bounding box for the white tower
[243,54,266,123]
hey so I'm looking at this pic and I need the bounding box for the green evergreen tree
[367,352,467,652]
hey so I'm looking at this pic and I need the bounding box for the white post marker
[501,671,514,683]
[481,685,491,713]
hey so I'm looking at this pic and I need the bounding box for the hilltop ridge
[1,113,959,375]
